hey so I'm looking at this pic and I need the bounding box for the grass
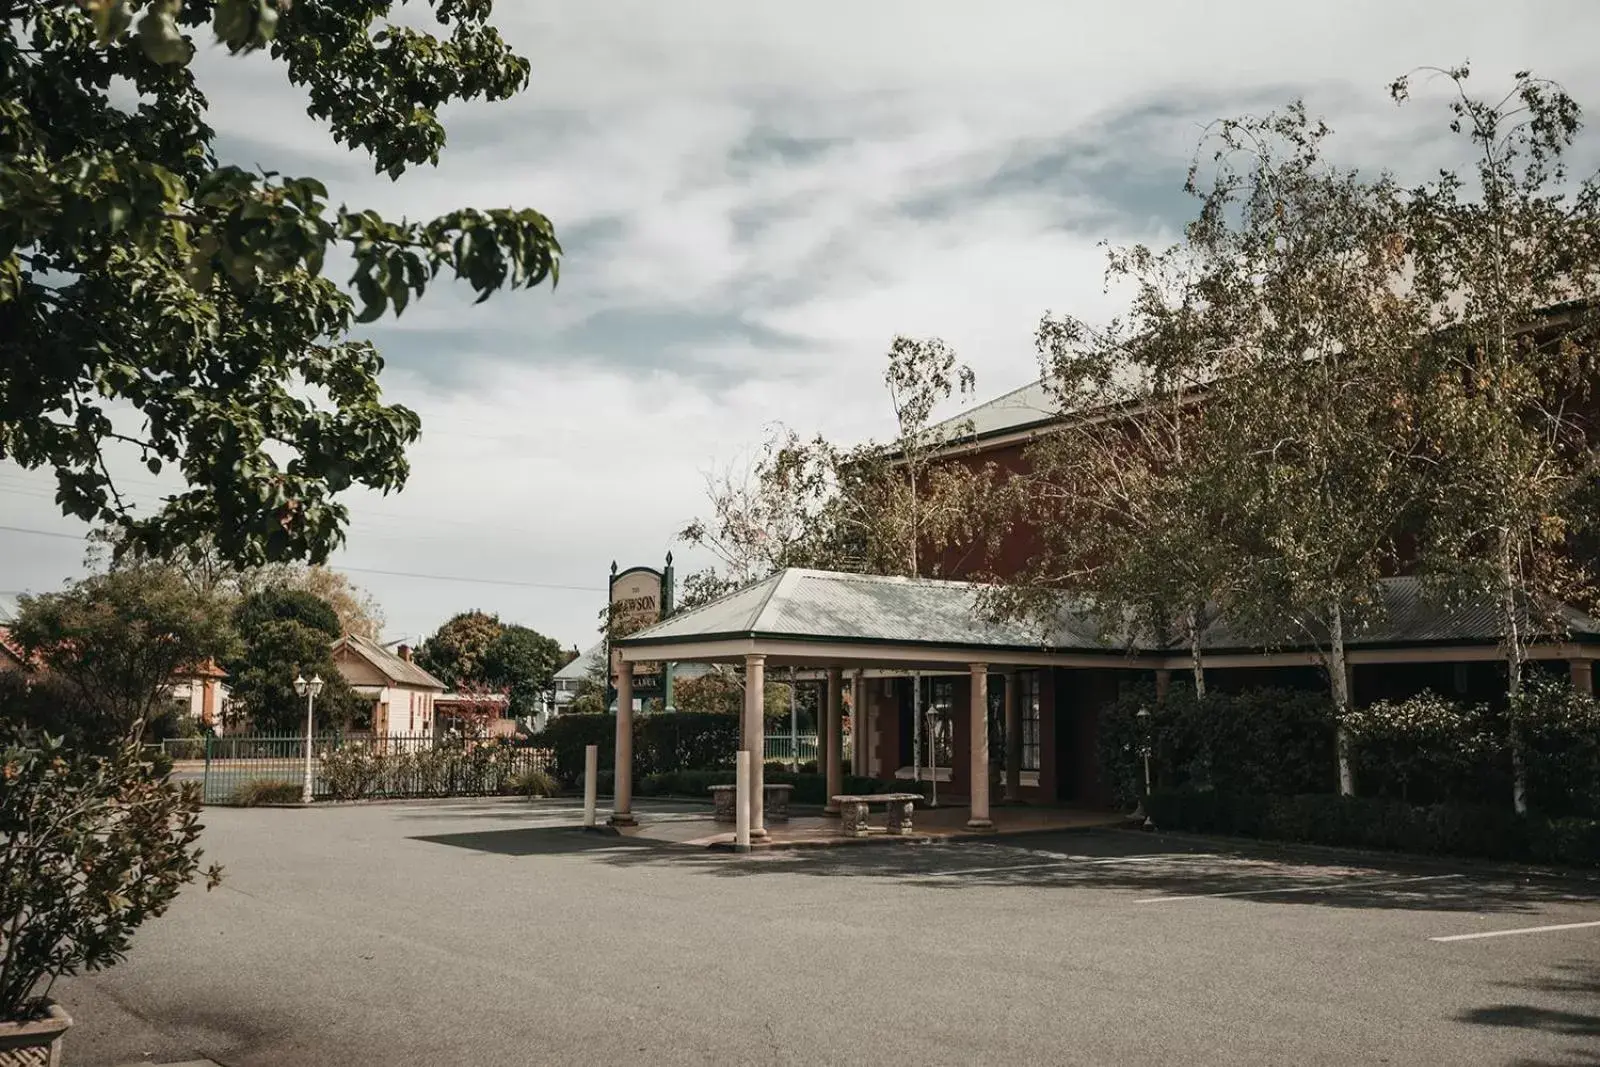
[507,767,559,798]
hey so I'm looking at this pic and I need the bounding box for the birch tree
[1393,66,1600,812]
[985,242,1238,691]
[1192,105,1432,794]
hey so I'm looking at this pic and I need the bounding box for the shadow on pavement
[409,826,664,856]
[573,829,1600,914]
[1459,960,1600,1067]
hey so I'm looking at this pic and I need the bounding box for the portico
[607,568,1600,838]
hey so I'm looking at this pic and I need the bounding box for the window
[927,678,956,769]
[1017,671,1041,772]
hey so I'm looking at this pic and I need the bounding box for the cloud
[6,1,1600,648]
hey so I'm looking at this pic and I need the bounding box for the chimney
[398,644,413,662]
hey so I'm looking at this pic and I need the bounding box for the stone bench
[832,793,922,838]
[709,783,793,823]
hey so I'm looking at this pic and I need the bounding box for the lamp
[296,672,325,804]
[1134,706,1154,830]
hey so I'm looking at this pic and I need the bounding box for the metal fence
[194,733,551,805]
[762,734,820,766]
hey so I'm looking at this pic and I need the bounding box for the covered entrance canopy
[610,569,1600,836]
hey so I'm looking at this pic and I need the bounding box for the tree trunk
[1329,601,1354,796]
[1187,603,1207,699]
[1499,533,1528,815]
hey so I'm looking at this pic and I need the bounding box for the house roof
[617,569,1600,658]
[923,378,1058,444]
[175,659,229,680]
[0,626,24,667]
[554,638,715,681]
[618,569,1107,653]
[332,633,447,690]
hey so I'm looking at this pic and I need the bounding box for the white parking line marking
[917,854,1214,879]
[1430,920,1600,942]
[1133,873,1461,904]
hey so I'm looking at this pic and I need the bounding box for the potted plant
[1,731,221,1063]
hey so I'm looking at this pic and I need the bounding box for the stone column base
[965,818,995,830]
[607,813,637,827]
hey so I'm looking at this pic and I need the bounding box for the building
[330,634,447,735]
[549,642,599,716]
[551,639,717,717]
[609,568,1600,832]
[0,626,29,672]
[167,660,230,729]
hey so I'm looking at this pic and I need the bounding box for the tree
[673,670,793,719]
[416,610,505,690]
[678,337,999,604]
[984,240,1239,690]
[243,564,385,639]
[1,1,560,568]
[678,426,857,607]
[1393,66,1600,813]
[227,586,360,731]
[7,565,236,744]
[1189,105,1433,793]
[435,679,507,737]
[877,335,992,578]
[91,527,387,637]
[481,624,564,718]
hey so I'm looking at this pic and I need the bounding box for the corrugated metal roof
[924,378,1057,442]
[618,569,1600,656]
[334,633,447,689]
[622,569,1111,651]
[1193,576,1600,652]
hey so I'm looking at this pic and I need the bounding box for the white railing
[763,735,819,766]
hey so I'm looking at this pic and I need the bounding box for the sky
[5,1,1600,650]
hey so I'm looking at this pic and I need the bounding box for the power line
[0,522,603,594]
[0,523,83,542]
[335,565,602,593]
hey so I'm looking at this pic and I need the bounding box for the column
[1154,668,1172,703]
[969,664,992,828]
[744,654,767,837]
[824,668,844,814]
[815,679,828,782]
[1571,659,1594,696]
[1003,671,1021,803]
[851,670,865,776]
[609,662,635,827]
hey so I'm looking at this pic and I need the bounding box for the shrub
[1341,691,1497,804]
[534,713,615,784]
[1145,788,1600,867]
[0,732,222,1020]
[637,769,735,797]
[636,712,740,775]
[507,766,559,797]
[1515,677,1600,818]
[229,778,303,806]
[321,743,382,801]
[1100,685,1337,806]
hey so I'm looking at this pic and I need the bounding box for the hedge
[592,769,932,806]
[1147,789,1600,868]
[1100,684,1338,807]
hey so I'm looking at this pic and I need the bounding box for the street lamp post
[1134,706,1154,830]
[294,673,325,805]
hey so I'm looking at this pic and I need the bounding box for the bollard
[583,744,598,829]
[734,750,751,853]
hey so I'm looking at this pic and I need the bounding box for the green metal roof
[616,569,1600,657]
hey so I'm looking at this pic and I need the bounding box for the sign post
[607,562,664,712]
